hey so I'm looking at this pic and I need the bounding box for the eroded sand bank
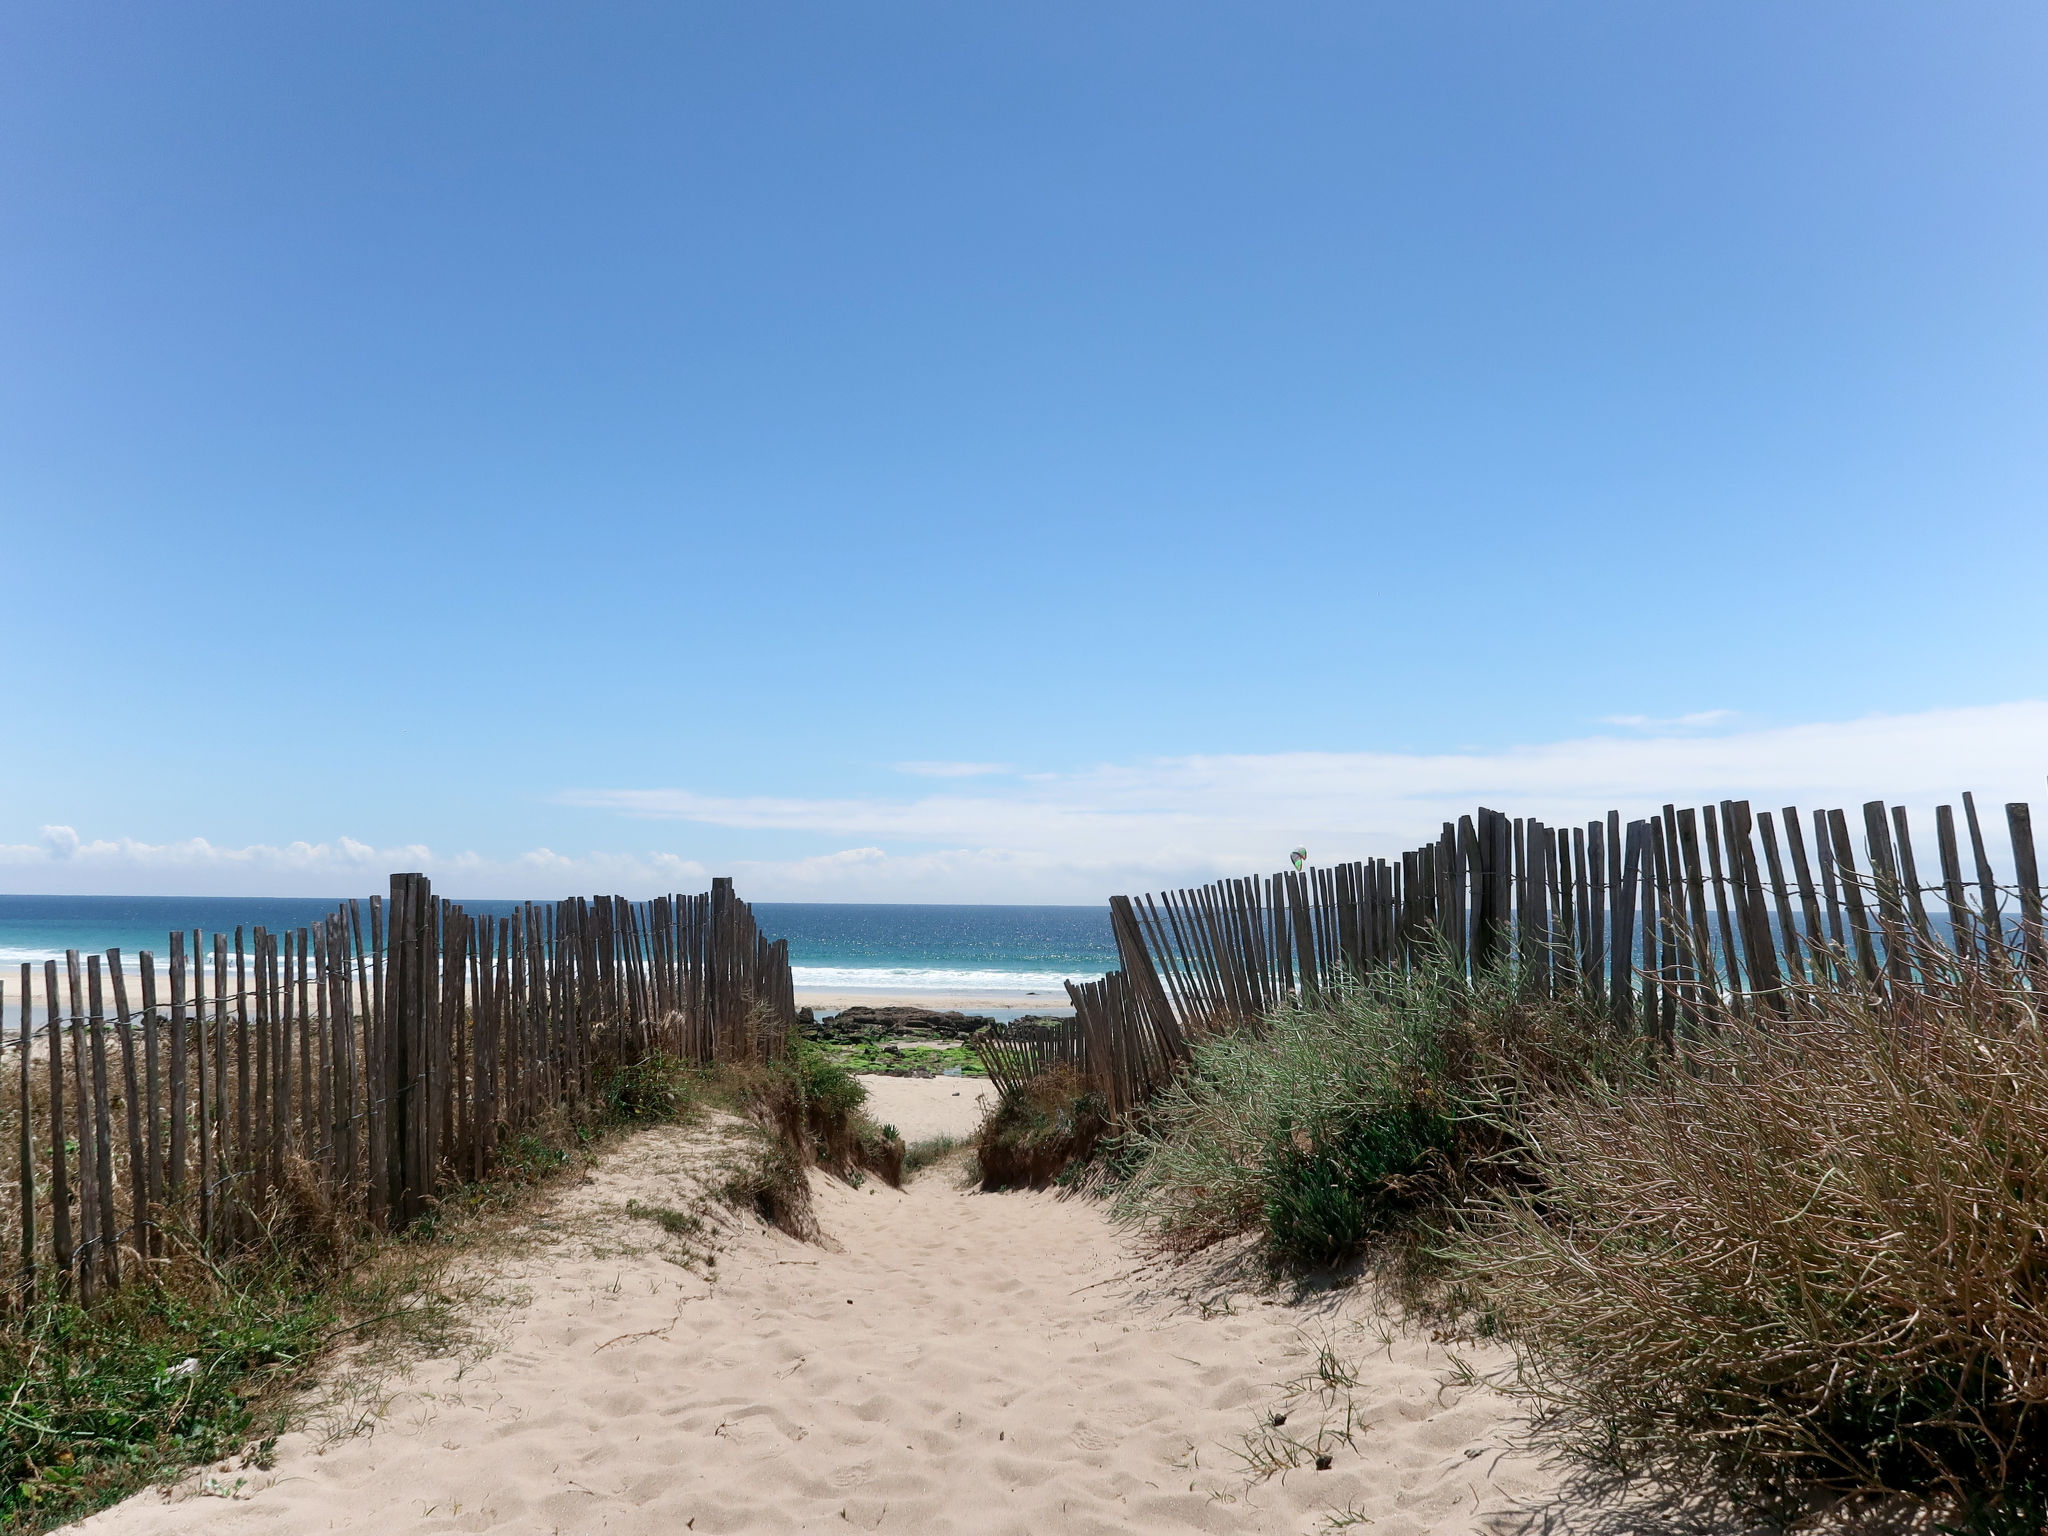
[71,1080,1564,1536]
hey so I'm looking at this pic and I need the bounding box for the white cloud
[10,701,2048,904]
[893,761,1012,778]
[561,700,2048,898]
[1600,709,1737,730]
[0,833,710,901]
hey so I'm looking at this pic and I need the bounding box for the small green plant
[500,1133,571,1182]
[1233,1400,1360,1482]
[624,1199,704,1240]
[0,1277,330,1528]
[739,1031,903,1188]
[1263,1104,1453,1268]
[792,1038,865,1121]
[1286,1328,1363,1405]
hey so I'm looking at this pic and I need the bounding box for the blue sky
[4,3,2045,901]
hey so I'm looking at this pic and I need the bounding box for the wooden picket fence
[1,873,795,1305]
[979,791,2048,1115]
[973,1017,1084,1102]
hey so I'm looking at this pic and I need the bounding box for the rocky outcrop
[809,1005,996,1044]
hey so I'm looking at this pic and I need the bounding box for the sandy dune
[72,1086,1565,1536]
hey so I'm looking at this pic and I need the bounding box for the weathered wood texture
[975,794,2048,1116]
[3,874,794,1298]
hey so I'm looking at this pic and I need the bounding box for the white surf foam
[789,965,1100,994]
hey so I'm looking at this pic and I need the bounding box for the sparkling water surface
[0,894,1114,1025]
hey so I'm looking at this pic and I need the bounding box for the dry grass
[714,1127,819,1242]
[1461,950,2048,1525]
[1097,940,2048,1524]
[899,1133,965,1178]
[971,1066,1108,1189]
[0,1053,706,1533]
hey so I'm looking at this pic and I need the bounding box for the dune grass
[899,1133,964,1178]
[1112,942,2048,1527]
[714,1130,820,1241]
[1109,955,1621,1269]
[1459,954,2048,1527]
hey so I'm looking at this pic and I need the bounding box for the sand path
[849,1073,994,1142]
[74,1094,1562,1536]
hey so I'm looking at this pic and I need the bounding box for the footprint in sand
[77,1104,1566,1536]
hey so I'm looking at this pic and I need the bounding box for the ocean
[0,894,1115,1027]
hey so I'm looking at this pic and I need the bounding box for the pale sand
[853,1073,993,1143]
[72,1082,1566,1536]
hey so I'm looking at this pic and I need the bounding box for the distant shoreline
[1,894,1113,1027]
[796,987,1075,1014]
[0,974,1078,1033]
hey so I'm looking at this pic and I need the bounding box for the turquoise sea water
[0,894,1115,1026]
[760,902,1113,997]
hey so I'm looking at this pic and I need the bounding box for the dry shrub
[717,1134,818,1242]
[973,1066,1107,1189]
[730,1034,901,1188]
[853,1122,904,1188]
[1465,955,2048,1522]
[242,1152,354,1274]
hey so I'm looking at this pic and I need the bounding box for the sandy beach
[2,988,1074,1041]
[796,988,1079,1014]
[70,1077,1566,1536]
[851,1072,994,1141]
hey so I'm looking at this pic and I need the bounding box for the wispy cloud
[557,700,2048,897]
[1599,709,1737,730]
[572,702,2048,835]
[12,702,2048,904]
[893,761,1012,778]
[0,830,711,901]
[19,827,417,873]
